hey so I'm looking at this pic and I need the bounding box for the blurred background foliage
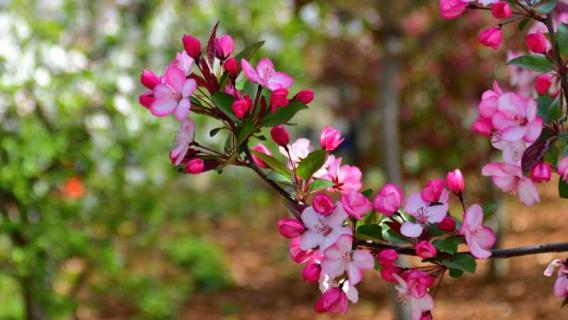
[0,0,529,319]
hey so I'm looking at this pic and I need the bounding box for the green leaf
[448,268,464,279]
[235,41,265,61]
[362,188,373,199]
[250,150,291,178]
[518,19,530,32]
[558,23,568,57]
[309,179,335,192]
[559,179,568,199]
[260,101,308,127]
[536,0,557,14]
[537,95,553,120]
[236,120,256,145]
[296,150,327,181]
[209,127,223,137]
[432,237,462,254]
[266,171,293,185]
[507,55,554,72]
[381,225,407,244]
[211,92,238,122]
[356,224,382,240]
[441,253,476,273]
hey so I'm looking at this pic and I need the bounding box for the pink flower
[394,274,434,320]
[170,119,196,166]
[169,51,194,76]
[526,32,550,54]
[321,235,374,285]
[324,157,363,194]
[535,74,552,95]
[374,183,404,216]
[314,288,349,313]
[439,0,469,19]
[479,27,502,50]
[491,2,511,19]
[404,269,435,298]
[490,131,527,165]
[302,263,321,283]
[151,66,197,121]
[241,58,293,91]
[231,96,252,119]
[377,249,398,265]
[280,138,312,167]
[293,89,314,104]
[341,192,372,220]
[481,162,540,206]
[182,34,202,60]
[471,116,493,136]
[421,178,445,203]
[381,264,402,283]
[140,69,160,90]
[271,125,290,146]
[400,192,448,238]
[415,241,437,259]
[492,92,542,144]
[278,218,306,239]
[224,57,239,77]
[320,126,344,151]
[270,88,289,111]
[437,216,456,232]
[530,162,552,183]
[446,169,465,195]
[139,92,154,109]
[215,35,234,59]
[313,193,336,216]
[300,204,352,251]
[251,143,272,169]
[186,158,204,174]
[289,237,322,264]
[558,156,568,182]
[459,204,496,259]
[544,259,568,298]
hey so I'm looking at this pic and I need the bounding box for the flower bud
[479,27,502,50]
[374,183,403,216]
[313,193,336,216]
[139,92,154,109]
[302,263,321,283]
[437,216,456,232]
[182,34,202,60]
[231,96,252,119]
[380,264,401,283]
[271,125,290,146]
[530,161,552,183]
[526,32,549,54]
[559,156,568,183]
[224,57,239,77]
[491,2,512,19]
[421,178,445,203]
[186,159,204,174]
[415,241,437,259]
[446,169,465,195]
[270,88,289,111]
[471,117,493,136]
[314,288,348,313]
[535,74,552,95]
[341,192,372,220]
[440,0,468,19]
[293,89,314,105]
[251,144,272,169]
[278,218,306,239]
[215,35,234,60]
[377,249,398,265]
[140,69,160,89]
[320,126,344,152]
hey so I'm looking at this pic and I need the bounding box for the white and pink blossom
[460,204,496,259]
[300,204,352,251]
[321,234,374,285]
[400,192,448,238]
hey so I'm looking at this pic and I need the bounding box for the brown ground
[184,181,568,320]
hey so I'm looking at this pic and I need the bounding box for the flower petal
[300,230,321,250]
[267,72,293,90]
[165,66,186,92]
[241,59,259,83]
[174,98,191,121]
[400,222,423,238]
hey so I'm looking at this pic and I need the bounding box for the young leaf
[558,23,568,57]
[362,188,373,199]
[442,253,476,273]
[448,268,464,279]
[309,179,335,192]
[260,101,308,127]
[507,55,554,72]
[356,224,383,241]
[296,150,327,181]
[266,171,293,185]
[536,0,557,14]
[432,237,462,254]
[236,120,256,145]
[211,92,238,122]
[235,41,265,61]
[518,19,530,32]
[250,150,291,178]
[559,179,568,199]
[206,21,219,66]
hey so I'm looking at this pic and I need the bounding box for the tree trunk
[20,275,48,320]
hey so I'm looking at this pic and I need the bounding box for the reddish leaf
[521,136,556,173]
[206,21,219,67]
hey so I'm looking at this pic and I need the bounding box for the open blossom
[280,138,312,167]
[320,126,344,151]
[321,235,374,285]
[241,58,293,91]
[170,119,196,165]
[374,183,403,216]
[558,156,568,182]
[151,65,197,120]
[324,157,363,194]
[341,192,372,220]
[300,204,352,251]
[481,162,540,206]
[400,192,448,238]
[394,274,434,320]
[544,259,568,298]
[460,204,496,258]
[492,92,542,144]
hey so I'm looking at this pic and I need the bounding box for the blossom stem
[544,14,568,122]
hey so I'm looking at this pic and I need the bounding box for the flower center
[416,207,428,224]
[315,218,332,236]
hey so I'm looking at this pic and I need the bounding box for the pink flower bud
[293,89,314,104]
[270,88,289,111]
[320,126,344,152]
[415,241,437,259]
[374,183,403,216]
[380,264,401,283]
[138,92,154,109]
[420,313,433,320]
[186,159,204,174]
[437,216,456,232]
[271,125,290,146]
[471,116,493,136]
[478,27,502,50]
[421,178,445,203]
[302,263,321,283]
[251,144,272,169]
[341,192,372,220]
[224,57,239,77]
[278,218,306,239]
[140,69,160,89]
[559,156,568,183]
[491,2,512,19]
[526,32,549,54]
[313,193,336,216]
[446,169,465,195]
[377,249,398,265]
[182,34,202,60]
[231,96,252,119]
[440,0,468,19]
[530,161,552,183]
[215,35,234,60]
[314,288,349,314]
[535,74,552,95]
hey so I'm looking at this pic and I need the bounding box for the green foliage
[260,101,309,127]
[432,237,461,254]
[296,150,327,180]
[559,179,568,199]
[442,253,477,274]
[251,150,291,177]
[507,55,554,72]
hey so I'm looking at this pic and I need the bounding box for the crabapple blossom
[314,287,348,313]
[270,88,289,111]
[525,32,550,54]
[280,138,312,167]
[170,119,196,166]
[400,192,449,238]
[544,259,568,298]
[151,65,197,120]
[300,204,352,251]
[289,237,322,264]
[293,89,314,104]
[224,57,239,77]
[479,27,502,49]
[530,162,552,183]
[138,92,154,109]
[186,158,204,174]
[170,51,194,76]
[558,156,568,182]
[460,204,496,258]
[377,249,398,265]
[421,178,445,203]
[140,69,160,90]
[439,0,470,19]
[215,35,234,60]
[405,269,435,298]
[303,263,321,283]
[491,1,511,19]
[182,34,201,60]
[340,192,372,220]
[481,162,540,206]
[251,143,272,169]
[323,157,363,194]
[535,74,552,95]
[278,218,306,239]
[393,274,434,320]
[241,58,293,91]
[313,193,336,216]
[271,125,290,146]
[321,235,374,285]
[231,96,252,119]
[437,216,456,232]
[374,183,404,216]
[492,92,542,144]
[446,169,465,195]
[415,241,437,259]
[320,126,344,152]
